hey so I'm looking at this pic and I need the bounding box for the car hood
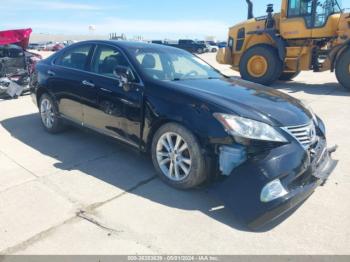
[167,77,312,127]
[0,28,32,49]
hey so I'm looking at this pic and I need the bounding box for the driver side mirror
[113,65,136,92]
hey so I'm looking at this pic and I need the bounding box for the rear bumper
[208,138,338,229]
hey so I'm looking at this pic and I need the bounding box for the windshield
[335,0,342,12]
[127,47,222,81]
[316,0,343,14]
[315,0,342,27]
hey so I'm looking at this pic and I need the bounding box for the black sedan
[30,40,337,227]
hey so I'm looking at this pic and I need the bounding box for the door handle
[120,98,134,106]
[47,70,55,76]
[100,88,112,93]
[82,80,95,88]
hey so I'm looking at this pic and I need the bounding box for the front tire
[239,45,283,86]
[39,93,65,133]
[151,123,207,189]
[335,48,350,92]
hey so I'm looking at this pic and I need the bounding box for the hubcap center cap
[170,152,178,162]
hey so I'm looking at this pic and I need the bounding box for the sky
[0,0,347,40]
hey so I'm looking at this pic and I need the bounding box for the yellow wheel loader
[217,0,350,90]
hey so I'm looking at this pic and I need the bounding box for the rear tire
[151,123,207,189]
[279,71,300,81]
[39,93,65,133]
[239,45,283,86]
[335,48,350,92]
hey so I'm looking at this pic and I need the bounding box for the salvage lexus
[30,41,337,227]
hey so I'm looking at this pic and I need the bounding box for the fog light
[260,179,288,203]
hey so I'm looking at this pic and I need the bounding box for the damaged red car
[0,28,42,99]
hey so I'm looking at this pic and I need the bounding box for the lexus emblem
[309,124,316,142]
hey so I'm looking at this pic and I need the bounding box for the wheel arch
[145,118,203,154]
[244,31,286,62]
[36,86,54,108]
[241,42,279,57]
[141,89,231,154]
[143,110,227,154]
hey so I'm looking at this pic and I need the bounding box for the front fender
[141,88,232,152]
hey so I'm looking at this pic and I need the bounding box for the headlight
[214,113,288,142]
[260,179,288,203]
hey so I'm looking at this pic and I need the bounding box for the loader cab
[280,0,342,39]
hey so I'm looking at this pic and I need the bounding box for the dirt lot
[0,53,349,255]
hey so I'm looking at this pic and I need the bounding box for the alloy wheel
[156,132,192,181]
[40,98,55,129]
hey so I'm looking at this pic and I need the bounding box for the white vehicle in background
[206,44,218,53]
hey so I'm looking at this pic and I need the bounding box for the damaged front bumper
[209,138,337,229]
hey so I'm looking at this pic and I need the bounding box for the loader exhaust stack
[246,0,254,19]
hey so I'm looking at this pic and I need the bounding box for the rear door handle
[82,80,95,88]
[47,70,55,76]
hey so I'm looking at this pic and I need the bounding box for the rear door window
[56,44,92,70]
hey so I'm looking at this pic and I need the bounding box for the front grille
[282,122,317,148]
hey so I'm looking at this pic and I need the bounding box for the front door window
[91,46,130,78]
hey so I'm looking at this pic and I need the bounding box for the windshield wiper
[172,77,220,81]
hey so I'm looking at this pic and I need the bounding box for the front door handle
[47,70,55,77]
[100,88,112,93]
[82,80,95,88]
[120,98,134,106]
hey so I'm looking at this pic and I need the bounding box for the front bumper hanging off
[208,139,338,229]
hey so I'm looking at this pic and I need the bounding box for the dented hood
[0,28,32,49]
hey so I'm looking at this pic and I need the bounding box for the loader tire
[279,71,300,81]
[240,45,283,86]
[335,48,350,92]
